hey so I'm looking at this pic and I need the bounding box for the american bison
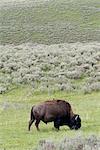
[28,99,81,131]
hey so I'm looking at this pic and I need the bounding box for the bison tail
[28,106,35,131]
[30,106,35,121]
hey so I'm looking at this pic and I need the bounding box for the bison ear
[75,115,79,120]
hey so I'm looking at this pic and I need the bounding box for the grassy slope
[0,0,100,44]
[0,86,100,150]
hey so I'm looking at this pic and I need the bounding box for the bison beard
[28,100,81,131]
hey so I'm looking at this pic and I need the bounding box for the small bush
[0,85,7,94]
[83,82,100,94]
[35,135,100,150]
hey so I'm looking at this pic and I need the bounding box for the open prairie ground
[0,87,100,150]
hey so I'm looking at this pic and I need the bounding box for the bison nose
[75,126,79,130]
[70,125,75,130]
[75,123,81,130]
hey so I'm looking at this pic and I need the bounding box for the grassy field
[0,86,100,150]
[0,0,100,44]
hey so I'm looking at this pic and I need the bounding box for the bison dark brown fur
[28,99,81,131]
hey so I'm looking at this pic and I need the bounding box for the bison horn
[75,115,79,120]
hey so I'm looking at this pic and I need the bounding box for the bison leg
[28,106,35,131]
[28,119,35,131]
[54,121,60,130]
[35,119,40,131]
[54,117,61,130]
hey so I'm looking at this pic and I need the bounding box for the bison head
[54,115,81,130]
[69,114,81,130]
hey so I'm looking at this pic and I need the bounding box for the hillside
[0,0,100,44]
[0,0,100,93]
